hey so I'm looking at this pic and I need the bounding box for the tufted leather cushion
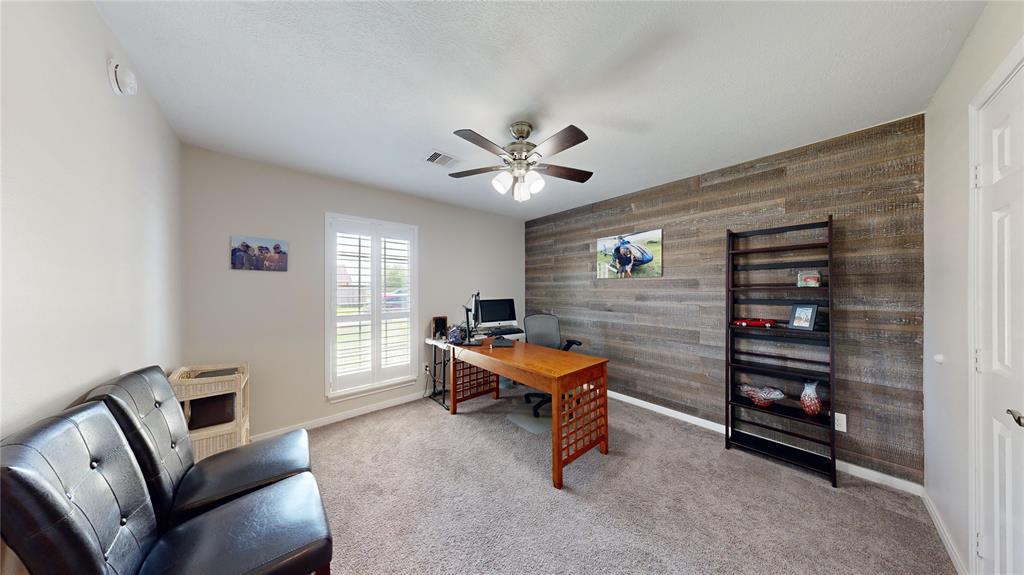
[1,402,159,575]
[139,472,332,575]
[84,366,194,527]
[169,429,311,526]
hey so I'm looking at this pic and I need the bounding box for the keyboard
[485,326,524,336]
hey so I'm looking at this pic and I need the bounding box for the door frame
[968,33,1024,575]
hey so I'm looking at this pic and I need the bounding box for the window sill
[326,376,418,403]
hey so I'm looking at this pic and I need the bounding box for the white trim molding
[608,390,923,496]
[966,33,1024,575]
[252,388,424,442]
[326,376,417,403]
[608,391,725,434]
[836,460,923,496]
[324,212,420,400]
[923,492,969,575]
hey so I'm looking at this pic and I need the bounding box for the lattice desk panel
[452,358,498,404]
[557,377,608,466]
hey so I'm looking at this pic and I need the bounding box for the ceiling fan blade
[536,164,593,183]
[448,165,506,178]
[453,129,510,158]
[530,125,588,160]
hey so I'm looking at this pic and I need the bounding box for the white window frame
[324,212,418,401]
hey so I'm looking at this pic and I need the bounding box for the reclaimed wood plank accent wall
[525,115,925,482]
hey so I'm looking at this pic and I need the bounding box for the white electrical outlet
[834,412,847,432]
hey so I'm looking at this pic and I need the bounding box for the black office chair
[523,313,582,417]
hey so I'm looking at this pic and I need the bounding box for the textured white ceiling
[96,2,981,220]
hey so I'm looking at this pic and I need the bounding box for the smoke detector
[107,59,138,96]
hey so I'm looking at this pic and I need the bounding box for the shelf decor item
[740,384,785,407]
[732,318,776,328]
[788,304,818,331]
[431,316,448,339]
[800,381,823,416]
[797,269,821,287]
[169,363,250,461]
[447,325,465,344]
[725,216,837,486]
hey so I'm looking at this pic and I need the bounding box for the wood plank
[525,115,925,482]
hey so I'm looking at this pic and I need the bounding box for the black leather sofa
[83,366,312,528]
[1,368,333,575]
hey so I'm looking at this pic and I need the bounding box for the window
[325,213,417,398]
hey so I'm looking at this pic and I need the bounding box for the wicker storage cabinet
[169,363,250,461]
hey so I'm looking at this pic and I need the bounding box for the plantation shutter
[327,215,416,394]
[334,232,373,380]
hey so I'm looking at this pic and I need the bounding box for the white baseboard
[608,391,726,434]
[836,460,924,496]
[607,390,923,496]
[251,389,425,441]
[921,492,968,575]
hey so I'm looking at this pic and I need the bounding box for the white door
[978,57,1024,575]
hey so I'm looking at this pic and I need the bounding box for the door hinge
[973,164,983,189]
[976,531,984,558]
[974,348,986,374]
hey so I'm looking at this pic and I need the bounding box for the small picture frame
[797,269,821,287]
[788,304,818,331]
[431,316,448,339]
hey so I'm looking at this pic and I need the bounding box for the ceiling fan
[448,121,593,203]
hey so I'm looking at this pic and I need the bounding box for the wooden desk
[449,338,609,489]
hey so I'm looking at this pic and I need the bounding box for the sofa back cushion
[84,366,194,526]
[1,402,158,575]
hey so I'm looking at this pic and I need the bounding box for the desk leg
[441,350,449,408]
[430,346,439,396]
[599,369,609,454]
[550,385,563,489]
[449,353,458,415]
[493,374,500,400]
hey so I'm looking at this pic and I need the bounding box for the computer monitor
[474,298,517,328]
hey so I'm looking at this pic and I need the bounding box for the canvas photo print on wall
[230,236,288,271]
[596,229,662,279]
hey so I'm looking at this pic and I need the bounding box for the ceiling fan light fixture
[512,178,530,202]
[449,122,592,203]
[525,170,545,195]
[491,171,513,194]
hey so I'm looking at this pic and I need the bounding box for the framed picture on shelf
[788,304,818,331]
[797,269,821,287]
[431,316,448,339]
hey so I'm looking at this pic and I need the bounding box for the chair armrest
[562,339,582,351]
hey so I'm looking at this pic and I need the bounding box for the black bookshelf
[725,216,838,487]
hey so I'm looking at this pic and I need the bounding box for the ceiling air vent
[426,150,457,168]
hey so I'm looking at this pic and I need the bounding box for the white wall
[180,146,525,435]
[923,2,1024,567]
[0,2,182,436]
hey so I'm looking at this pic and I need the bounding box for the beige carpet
[308,388,953,575]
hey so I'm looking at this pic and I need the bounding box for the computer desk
[447,337,609,489]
